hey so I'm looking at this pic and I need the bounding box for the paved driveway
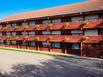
[0,50,103,77]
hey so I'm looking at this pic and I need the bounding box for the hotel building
[0,0,103,58]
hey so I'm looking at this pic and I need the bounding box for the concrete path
[0,50,103,77]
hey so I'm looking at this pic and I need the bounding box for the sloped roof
[0,0,103,23]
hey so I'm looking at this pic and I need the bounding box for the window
[42,31,50,35]
[7,32,11,36]
[99,29,103,35]
[71,30,82,36]
[11,41,16,45]
[12,23,17,26]
[85,15,98,21]
[71,17,83,22]
[41,42,49,47]
[51,31,61,35]
[84,30,98,36]
[52,19,61,24]
[28,42,35,46]
[22,41,27,46]
[22,22,28,26]
[42,20,51,24]
[52,42,61,48]
[29,32,35,36]
[22,32,28,36]
[71,43,80,50]
[0,33,2,36]
[12,32,16,36]
[29,21,35,26]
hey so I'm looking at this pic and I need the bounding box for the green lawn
[0,47,74,58]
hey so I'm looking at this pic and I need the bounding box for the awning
[49,36,64,42]
[14,36,24,41]
[15,26,25,31]
[25,26,35,31]
[83,19,103,29]
[50,23,64,30]
[65,22,83,30]
[35,24,48,31]
[83,36,103,43]
[24,36,35,41]
[64,36,81,43]
[7,27,15,32]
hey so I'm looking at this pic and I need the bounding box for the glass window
[99,29,103,35]
[22,32,28,36]
[28,42,35,46]
[71,30,82,36]
[22,41,27,46]
[52,42,61,48]
[7,32,11,36]
[84,30,98,36]
[0,33,2,36]
[85,15,98,21]
[12,32,16,36]
[71,43,80,50]
[29,32,35,36]
[51,31,61,35]
[42,31,50,35]
[71,17,83,22]
[42,20,51,24]
[12,41,16,45]
[42,42,49,47]
[12,23,17,26]
[29,21,35,26]
[22,22,28,26]
[52,19,61,24]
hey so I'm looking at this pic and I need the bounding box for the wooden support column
[64,43,67,54]
[37,41,39,51]
[26,41,28,49]
[81,42,83,56]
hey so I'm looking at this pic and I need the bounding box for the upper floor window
[51,31,61,35]
[29,21,35,26]
[42,31,50,35]
[51,42,61,48]
[84,29,98,36]
[42,20,51,25]
[12,23,17,26]
[22,32,28,36]
[52,19,61,24]
[71,17,83,22]
[98,29,103,35]
[29,32,35,36]
[85,15,99,21]
[0,33,2,36]
[22,22,28,26]
[12,32,16,36]
[71,30,82,36]
[7,32,11,36]
[71,43,80,50]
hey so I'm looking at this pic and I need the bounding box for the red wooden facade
[0,0,103,58]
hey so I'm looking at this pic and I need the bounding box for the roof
[0,0,103,23]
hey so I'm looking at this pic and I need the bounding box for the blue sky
[0,0,87,19]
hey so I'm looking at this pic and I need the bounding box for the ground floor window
[71,43,80,50]
[28,41,35,46]
[41,42,49,48]
[51,42,61,48]
[11,41,16,45]
[22,41,27,46]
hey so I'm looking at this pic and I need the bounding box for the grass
[0,47,74,58]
